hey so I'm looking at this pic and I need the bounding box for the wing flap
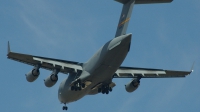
[7,51,82,74]
[33,57,82,73]
[114,66,192,78]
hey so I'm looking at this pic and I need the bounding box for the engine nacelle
[26,68,40,82]
[44,70,59,87]
[125,79,140,93]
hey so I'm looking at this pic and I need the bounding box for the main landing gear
[62,104,68,111]
[98,85,112,94]
[71,79,85,91]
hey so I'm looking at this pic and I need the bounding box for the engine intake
[26,65,40,82]
[44,69,59,87]
[125,79,140,93]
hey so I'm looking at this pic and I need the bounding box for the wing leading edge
[7,42,192,77]
[7,42,82,74]
[114,66,192,78]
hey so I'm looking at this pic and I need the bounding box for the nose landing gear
[62,104,68,111]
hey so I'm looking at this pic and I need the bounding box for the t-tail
[114,0,173,37]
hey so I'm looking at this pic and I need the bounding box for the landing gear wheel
[106,90,109,94]
[109,87,112,92]
[102,90,105,94]
[100,84,113,94]
[62,106,68,110]
[98,88,102,93]
[82,83,85,88]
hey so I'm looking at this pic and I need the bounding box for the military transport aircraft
[7,0,192,111]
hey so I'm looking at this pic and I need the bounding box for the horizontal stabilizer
[115,0,130,4]
[115,0,173,4]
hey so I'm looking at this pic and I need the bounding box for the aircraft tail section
[135,0,173,4]
[115,0,173,4]
[115,0,135,37]
[114,0,173,37]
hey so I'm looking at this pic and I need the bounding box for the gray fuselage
[58,34,132,104]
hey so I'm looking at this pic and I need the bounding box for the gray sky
[1,0,200,112]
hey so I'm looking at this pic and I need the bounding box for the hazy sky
[1,0,200,112]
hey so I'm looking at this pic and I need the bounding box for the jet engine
[26,66,40,82]
[125,79,140,93]
[44,69,59,87]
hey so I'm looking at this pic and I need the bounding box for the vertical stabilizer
[7,41,11,55]
[114,0,173,37]
[115,0,135,37]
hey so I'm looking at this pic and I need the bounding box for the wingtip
[7,41,11,55]
[190,61,195,74]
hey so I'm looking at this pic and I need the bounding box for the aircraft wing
[114,66,192,78]
[7,42,82,74]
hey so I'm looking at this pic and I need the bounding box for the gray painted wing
[7,51,82,74]
[115,0,173,4]
[114,66,192,78]
[135,0,173,4]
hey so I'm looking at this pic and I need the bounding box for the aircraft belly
[63,89,88,103]
[87,41,129,91]
[104,42,129,67]
[92,65,116,82]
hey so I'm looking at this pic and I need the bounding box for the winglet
[7,41,11,54]
[190,61,195,73]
